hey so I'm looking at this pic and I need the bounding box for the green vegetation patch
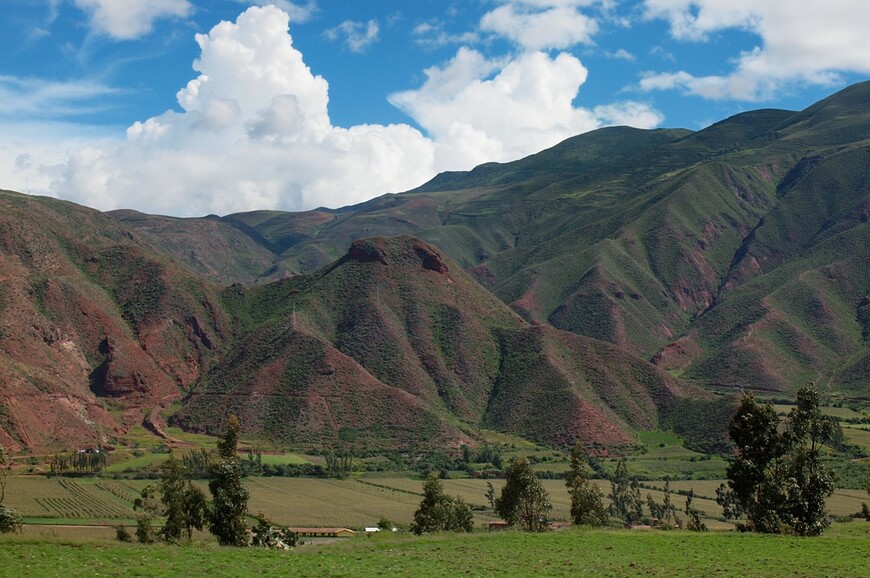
[2,526,870,577]
[637,430,683,446]
[246,453,310,466]
[105,453,171,473]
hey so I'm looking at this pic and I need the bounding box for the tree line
[412,386,863,536]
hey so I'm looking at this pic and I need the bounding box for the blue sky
[1,1,869,216]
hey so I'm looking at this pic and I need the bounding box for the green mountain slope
[173,236,703,450]
[155,80,869,398]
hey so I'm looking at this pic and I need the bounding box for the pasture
[1,524,869,577]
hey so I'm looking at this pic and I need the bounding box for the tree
[684,489,707,532]
[325,427,358,479]
[725,388,837,536]
[0,505,22,534]
[159,456,207,542]
[476,444,503,469]
[115,524,132,542]
[726,392,790,533]
[565,443,607,526]
[461,444,471,464]
[134,456,208,544]
[133,485,159,543]
[608,458,643,525]
[646,479,680,529]
[411,475,473,534]
[715,482,744,520]
[485,482,496,509]
[182,448,215,479]
[181,484,208,540]
[864,484,870,521]
[783,387,837,536]
[494,459,551,532]
[208,414,249,546]
[0,444,8,504]
[0,445,21,534]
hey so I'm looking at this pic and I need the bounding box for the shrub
[250,514,299,549]
[0,505,22,534]
[115,524,132,542]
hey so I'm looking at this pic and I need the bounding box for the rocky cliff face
[0,191,230,451]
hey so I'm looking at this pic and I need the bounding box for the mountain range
[2,80,870,453]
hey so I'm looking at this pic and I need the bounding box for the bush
[0,505,22,534]
[250,513,299,549]
[115,524,132,542]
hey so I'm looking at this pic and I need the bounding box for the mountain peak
[347,236,448,274]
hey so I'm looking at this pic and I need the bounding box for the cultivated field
[7,474,865,531]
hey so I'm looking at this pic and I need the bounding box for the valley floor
[5,475,868,531]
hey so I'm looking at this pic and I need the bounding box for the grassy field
[105,453,171,473]
[252,453,312,466]
[1,524,868,577]
[842,425,870,453]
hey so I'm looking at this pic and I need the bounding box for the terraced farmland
[6,478,137,521]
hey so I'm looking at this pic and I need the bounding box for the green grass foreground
[1,525,869,577]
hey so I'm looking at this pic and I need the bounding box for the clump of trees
[127,414,256,547]
[494,458,551,532]
[473,444,503,470]
[325,435,355,479]
[161,456,209,541]
[410,474,473,534]
[181,448,215,479]
[49,449,106,476]
[721,387,838,536]
[132,455,208,543]
[565,443,606,526]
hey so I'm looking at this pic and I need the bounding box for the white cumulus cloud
[642,0,870,100]
[21,5,662,217]
[480,1,600,50]
[73,0,192,40]
[390,47,662,170]
[49,6,434,216]
[236,1,317,23]
[324,19,380,53]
